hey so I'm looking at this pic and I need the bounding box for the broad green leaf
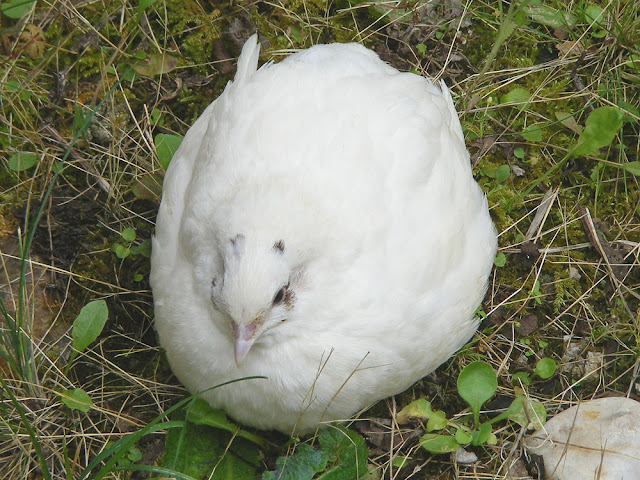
[72,300,109,352]
[505,396,546,430]
[500,87,530,105]
[396,398,433,422]
[0,0,35,18]
[316,427,368,480]
[121,227,136,242]
[533,358,556,379]
[163,419,258,480]
[8,152,38,171]
[155,133,183,170]
[57,388,93,413]
[457,361,497,428]
[419,434,459,454]
[263,444,328,480]
[572,106,624,157]
[187,398,265,447]
[134,53,178,77]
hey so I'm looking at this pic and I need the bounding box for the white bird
[150,34,497,435]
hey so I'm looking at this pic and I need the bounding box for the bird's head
[211,234,297,366]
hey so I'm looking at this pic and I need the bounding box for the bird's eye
[273,286,286,304]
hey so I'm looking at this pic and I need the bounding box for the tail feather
[235,34,260,82]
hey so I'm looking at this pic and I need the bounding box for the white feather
[151,36,497,435]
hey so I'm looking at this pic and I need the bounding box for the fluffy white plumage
[150,35,497,435]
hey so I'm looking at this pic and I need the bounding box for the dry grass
[1,0,639,478]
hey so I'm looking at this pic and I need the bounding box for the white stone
[524,397,640,480]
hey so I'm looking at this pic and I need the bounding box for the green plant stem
[465,0,532,99]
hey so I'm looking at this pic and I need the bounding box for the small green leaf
[133,274,143,282]
[454,428,472,445]
[397,398,433,423]
[416,43,427,54]
[533,358,556,379]
[391,456,410,469]
[572,106,624,157]
[137,239,152,258]
[8,152,38,172]
[500,87,530,105]
[496,164,511,183]
[470,422,492,446]
[531,280,542,304]
[505,396,547,430]
[494,252,507,267]
[512,371,531,386]
[522,124,543,142]
[513,147,525,159]
[155,133,183,170]
[419,434,459,454]
[132,173,164,202]
[621,162,640,176]
[426,410,449,432]
[457,361,497,428]
[114,244,130,259]
[57,388,93,413]
[583,4,603,28]
[1,0,35,18]
[127,446,143,462]
[121,227,136,242]
[134,53,178,77]
[72,300,109,352]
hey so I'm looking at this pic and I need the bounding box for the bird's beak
[232,322,258,366]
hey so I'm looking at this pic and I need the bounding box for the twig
[578,207,634,318]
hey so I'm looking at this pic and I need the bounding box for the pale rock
[524,397,640,480]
